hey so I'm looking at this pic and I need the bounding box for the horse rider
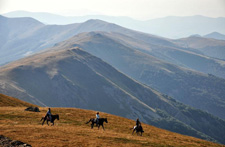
[96,112,100,125]
[46,108,52,123]
[134,118,141,129]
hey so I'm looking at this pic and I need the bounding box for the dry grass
[0,93,37,107]
[0,107,224,147]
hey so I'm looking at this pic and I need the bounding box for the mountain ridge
[54,31,225,120]
[204,32,225,40]
[3,11,225,38]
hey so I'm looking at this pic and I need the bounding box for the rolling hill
[0,107,223,147]
[53,31,225,120]
[173,36,225,60]
[0,96,223,147]
[0,47,225,144]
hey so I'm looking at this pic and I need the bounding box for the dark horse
[86,118,108,130]
[132,125,144,136]
[41,114,59,126]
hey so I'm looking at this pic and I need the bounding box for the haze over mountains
[204,32,225,40]
[53,31,225,118]
[3,11,225,39]
[1,15,225,77]
[0,15,132,65]
[1,14,225,144]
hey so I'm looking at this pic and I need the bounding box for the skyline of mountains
[1,14,225,144]
[204,32,225,40]
[3,10,225,39]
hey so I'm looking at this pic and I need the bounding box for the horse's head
[104,118,108,123]
[56,114,59,120]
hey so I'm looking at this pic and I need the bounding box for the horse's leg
[102,124,105,130]
[91,123,93,129]
[132,129,135,135]
[47,120,49,126]
[42,118,45,125]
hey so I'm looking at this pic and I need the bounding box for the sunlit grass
[0,107,223,147]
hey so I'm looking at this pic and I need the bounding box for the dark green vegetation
[0,47,225,144]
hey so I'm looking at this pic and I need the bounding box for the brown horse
[132,125,144,136]
[86,118,108,130]
[41,114,59,126]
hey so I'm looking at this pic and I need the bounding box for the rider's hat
[97,112,99,114]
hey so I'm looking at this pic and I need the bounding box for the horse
[86,118,108,130]
[132,125,144,136]
[41,114,59,126]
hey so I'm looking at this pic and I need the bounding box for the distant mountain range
[3,11,225,39]
[1,15,225,75]
[0,15,138,66]
[204,32,225,40]
[174,36,225,60]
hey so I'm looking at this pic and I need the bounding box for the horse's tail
[40,117,44,121]
[86,119,92,124]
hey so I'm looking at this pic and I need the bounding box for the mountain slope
[173,36,225,60]
[0,93,36,107]
[54,32,225,121]
[1,47,225,143]
[2,15,225,80]
[1,107,223,147]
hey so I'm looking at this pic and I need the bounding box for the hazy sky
[0,0,224,20]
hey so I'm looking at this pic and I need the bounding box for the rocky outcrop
[25,107,40,112]
[0,135,31,147]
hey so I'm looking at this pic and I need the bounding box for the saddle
[45,115,52,122]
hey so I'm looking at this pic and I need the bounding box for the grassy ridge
[0,93,36,107]
[0,107,223,147]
